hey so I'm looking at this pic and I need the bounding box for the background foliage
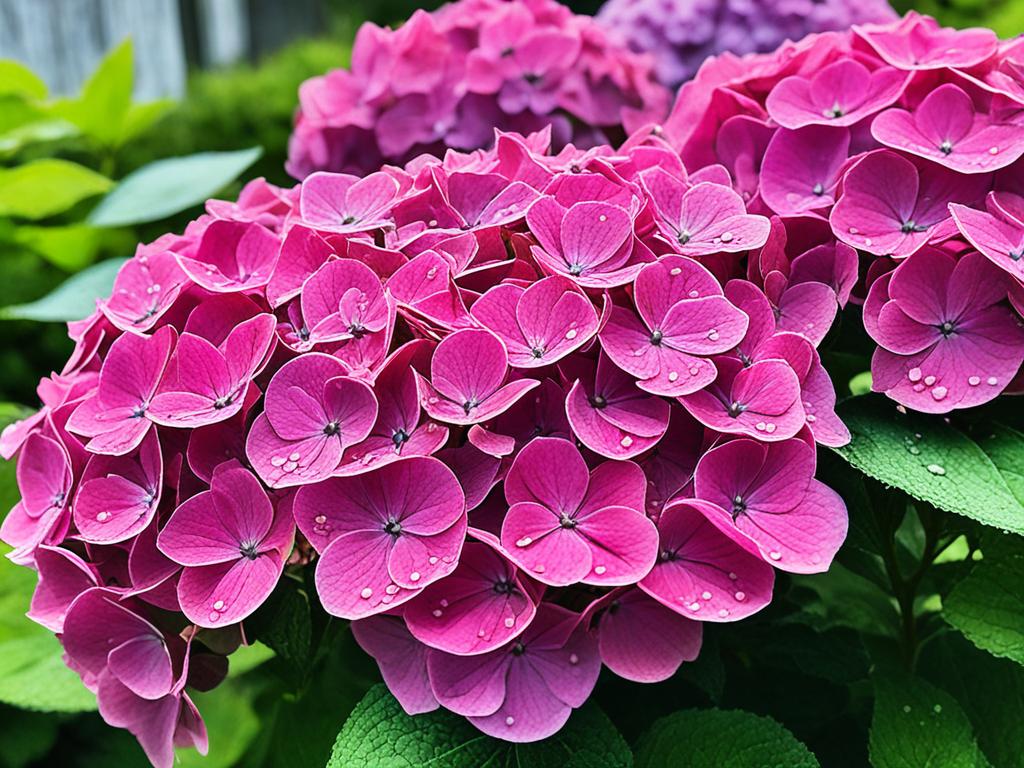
[2,1,1024,766]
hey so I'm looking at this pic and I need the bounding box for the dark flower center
[511,642,526,656]
[323,421,341,436]
[392,429,409,447]
[731,495,747,518]
[531,346,545,358]
[939,140,954,155]
[341,215,358,226]
[384,519,402,536]
[650,330,663,346]
[589,394,608,409]
[213,394,234,410]
[678,231,691,245]
[462,398,479,415]
[493,579,514,595]
[812,183,825,196]
[131,404,147,419]
[901,220,927,233]
[240,542,260,560]
[727,401,747,417]
[559,513,577,529]
[938,320,956,337]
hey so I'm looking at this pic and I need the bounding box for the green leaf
[175,679,260,768]
[0,159,112,220]
[944,535,1024,666]
[88,147,262,227]
[634,709,819,768]
[919,630,1024,768]
[245,577,312,684]
[0,546,96,712]
[11,224,104,271]
[977,425,1024,507]
[0,257,125,322]
[121,99,175,144]
[0,61,47,100]
[0,118,79,156]
[834,395,1024,535]
[328,685,631,768]
[869,672,987,768]
[51,39,133,147]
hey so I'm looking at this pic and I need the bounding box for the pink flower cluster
[0,121,851,761]
[662,11,1024,412]
[286,0,670,178]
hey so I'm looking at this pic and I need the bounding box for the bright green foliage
[869,673,988,768]
[945,536,1024,667]
[835,395,1024,534]
[0,258,127,322]
[634,709,819,768]
[89,147,262,227]
[0,160,112,220]
[328,685,632,768]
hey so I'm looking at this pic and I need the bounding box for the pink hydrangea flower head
[854,12,998,71]
[293,457,467,619]
[591,587,701,683]
[639,498,775,622]
[694,438,848,573]
[864,249,1024,412]
[871,83,1024,173]
[148,313,276,428]
[157,465,294,627]
[73,429,162,544]
[565,352,670,459]
[470,276,599,368]
[830,150,990,257]
[765,58,908,129]
[427,603,600,742]
[404,540,538,655]
[950,192,1024,283]
[246,353,378,487]
[416,329,539,425]
[641,170,771,256]
[600,255,749,396]
[66,326,176,455]
[500,437,658,586]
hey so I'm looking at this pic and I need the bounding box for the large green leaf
[834,395,1024,535]
[328,685,631,768]
[0,257,126,322]
[0,62,47,100]
[0,159,112,220]
[634,709,819,768]
[869,673,987,768]
[88,147,262,227]
[10,224,104,271]
[245,576,312,684]
[919,631,1024,768]
[944,535,1024,666]
[50,39,133,148]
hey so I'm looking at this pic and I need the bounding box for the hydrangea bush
[4,8,1024,768]
[286,0,670,177]
[596,0,899,88]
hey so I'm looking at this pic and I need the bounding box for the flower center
[589,394,608,409]
[812,183,825,196]
[239,542,260,560]
[939,139,953,155]
[727,401,747,417]
[392,429,409,447]
[323,421,341,436]
[384,519,402,537]
[731,495,747,518]
[649,330,663,346]
[559,513,577,529]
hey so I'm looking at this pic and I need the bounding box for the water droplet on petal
[506,716,516,726]
[569,653,579,665]
[990,146,1000,155]
[668,371,679,382]
[565,329,578,340]
[987,376,999,386]
[270,456,286,467]
[96,511,110,522]
[288,452,301,462]
[768,551,782,561]
[432,609,443,618]
[926,464,946,476]
[314,515,327,524]
[360,587,373,599]
[688,289,699,298]
[516,536,533,548]
[213,600,226,611]
[735,591,746,601]
[718,609,729,618]
[720,231,734,243]
[931,386,948,401]
[504,617,515,628]
[385,584,399,595]
[429,556,439,565]
[933,704,942,714]
[701,591,712,600]
[765,423,776,434]
[923,375,936,386]
[688,602,701,612]
[707,329,720,341]
[620,436,633,448]
[968,376,981,386]
[409,571,421,582]
[670,267,682,276]
[728,572,738,581]
[908,367,922,382]
[594,565,607,575]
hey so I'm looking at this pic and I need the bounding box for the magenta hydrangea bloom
[293,457,467,618]
[596,0,897,89]
[864,249,1024,412]
[950,192,1024,283]
[157,464,294,627]
[500,437,658,586]
[286,0,669,177]
[427,604,601,742]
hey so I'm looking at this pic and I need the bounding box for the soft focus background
[0,1,1020,766]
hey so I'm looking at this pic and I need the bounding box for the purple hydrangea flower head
[596,0,898,89]
[287,0,670,177]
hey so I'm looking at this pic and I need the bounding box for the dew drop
[908,367,922,382]
[768,551,782,561]
[926,464,946,476]
[569,653,579,665]
[987,376,999,386]
[728,572,738,581]
[913,383,925,392]
[385,584,399,595]
[933,704,942,714]
[516,536,533,548]
[990,146,1000,155]
[806,414,817,423]
[689,365,700,376]
[923,375,936,386]
[667,371,679,382]
[432,609,443,618]
[288,452,301,462]
[440,599,449,608]
[283,461,298,473]
[534,564,546,573]
[701,590,712,600]
[620,436,633,448]
[670,267,682,275]
[765,423,776,434]
[504,617,515,628]
[718,609,730,618]
[688,289,699,298]
[848,226,859,235]
[478,629,486,638]
[931,386,948,401]
[360,587,373,599]
[734,591,746,601]
[505,716,515,726]
[755,421,767,432]
[409,571,421,582]
[429,556,439,565]
[270,456,286,467]
[314,515,327,525]
[96,511,110,522]
[968,375,981,386]
[213,600,225,611]
[707,329,720,341]
[565,329,578,340]
[903,705,912,714]
[594,565,607,575]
